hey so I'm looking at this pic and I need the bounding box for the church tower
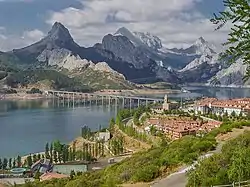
[163,94,170,110]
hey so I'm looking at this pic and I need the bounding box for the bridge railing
[212,180,250,187]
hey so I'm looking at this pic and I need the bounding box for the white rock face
[133,31,162,50]
[93,62,125,79]
[38,49,125,78]
[179,54,214,72]
[211,59,247,85]
[192,37,217,56]
[114,27,162,50]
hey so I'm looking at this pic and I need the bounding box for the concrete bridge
[44,90,164,108]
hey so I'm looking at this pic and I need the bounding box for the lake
[1,86,250,158]
[0,99,119,158]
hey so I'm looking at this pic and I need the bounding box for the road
[152,153,214,187]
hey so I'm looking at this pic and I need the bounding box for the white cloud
[0,29,44,51]
[22,29,45,41]
[46,0,230,49]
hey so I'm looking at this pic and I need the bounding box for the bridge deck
[45,90,164,102]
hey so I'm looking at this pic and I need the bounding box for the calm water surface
[1,86,250,158]
[0,100,118,158]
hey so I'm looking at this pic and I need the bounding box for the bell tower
[163,94,170,110]
[164,94,168,104]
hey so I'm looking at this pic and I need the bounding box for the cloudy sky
[0,0,230,51]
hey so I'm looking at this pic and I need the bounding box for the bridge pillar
[138,99,140,108]
[68,93,70,108]
[72,93,75,108]
[129,98,132,110]
[108,96,111,106]
[122,97,125,107]
[101,96,104,106]
[146,99,148,106]
[63,93,65,107]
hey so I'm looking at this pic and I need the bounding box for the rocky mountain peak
[114,27,132,36]
[195,37,206,45]
[133,31,162,50]
[46,22,74,43]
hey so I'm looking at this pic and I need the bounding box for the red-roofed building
[40,172,68,181]
[195,97,250,116]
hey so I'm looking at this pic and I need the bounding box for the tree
[211,0,250,81]
[17,155,21,167]
[8,158,12,169]
[70,170,76,180]
[231,111,236,118]
[53,150,58,163]
[45,143,50,159]
[3,158,8,170]
[62,145,69,163]
[33,154,37,163]
[0,159,2,170]
[12,158,16,168]
[27,155,33,167]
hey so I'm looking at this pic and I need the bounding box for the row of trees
[204,110,250,122]
[44,140,105,164]
[0,156,21,170]
[108,136,125,156]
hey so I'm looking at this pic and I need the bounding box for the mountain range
[0,22,248,91]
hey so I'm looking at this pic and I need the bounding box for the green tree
[3,158,8,170]
[53,150,58,163]
[231,111,236,118]
[62,144,69,163]
[50,143,53,161]
[27,155,33,167]
[45,143,50,159]
[8,158,12,169]
[70,170,76,180]
[37,154,41,160]
[0,159,2,170]
[17,155,21,167]
[211,0,250,80]
[12,158,16,168]
[33,154,37,163]
[109,118,115,130]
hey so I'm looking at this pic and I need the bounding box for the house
[96,131,111,142]
[40,172,68,181]
[194,97,250,116]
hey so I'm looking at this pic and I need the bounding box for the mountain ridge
[0,22,247,88]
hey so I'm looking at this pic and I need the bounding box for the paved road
[152,153,214,187]
[0,178,34,185]
[152,173,187,187]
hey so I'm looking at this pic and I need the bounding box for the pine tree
[17,155,21,167]
[53,150,58,163]
[3,158,8,170]
[45,143,50,159]
[12,158,16,168]
[33,154,37,163]
[37,154,41,160]
[0,158,2,170]
[27,155,33,167]
[50,143,53,160]
[72,142,76,161]
[8,158,12,169]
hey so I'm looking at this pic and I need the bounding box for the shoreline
[184,83,250,89]
[0,88,181,101]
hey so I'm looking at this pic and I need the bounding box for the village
[1,95,250,185]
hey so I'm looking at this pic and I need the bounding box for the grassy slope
[69,68,135,90]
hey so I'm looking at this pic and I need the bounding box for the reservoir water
[0,100,118,158]
[0,86,250,158]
